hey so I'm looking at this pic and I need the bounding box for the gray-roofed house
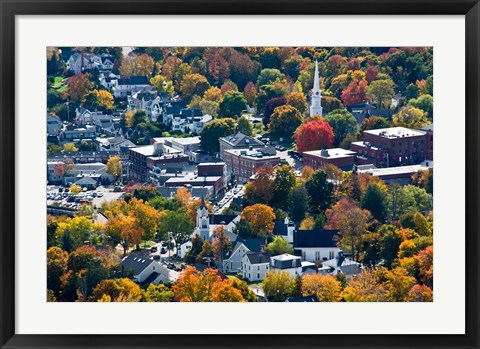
[241,251,271,282]
[346,102,393,124]
[47,113,62,137]
[112,76,151,98]
[293,229,340,262]
[270,253,302,277]
[223,236,267,274]
[320,250,362,279]
[121,254,178,285]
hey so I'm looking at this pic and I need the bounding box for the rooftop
[170,137,201,145]
[220,132,265,148]
[120,254,155,275]
[357,161,433,177]
[364,127,426,138]
[224,147,278,160]
[294,229,339,248]
[303,148,356,159]
[245,252,270,265]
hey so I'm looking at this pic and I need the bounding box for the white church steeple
[196,195,210,240]
[310,60,323,117]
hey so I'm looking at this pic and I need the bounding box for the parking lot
[47,185,124,210]
[213,184,244,214]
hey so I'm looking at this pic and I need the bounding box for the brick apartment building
[128,142,188,182]
[351,127,430,168]
[302,148,356,171]
[219,132,266,160]
[222,148,280,183]
[197,162,229,188]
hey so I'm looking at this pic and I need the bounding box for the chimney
[336,250,345,267]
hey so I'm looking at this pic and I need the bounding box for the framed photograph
[1,0,479,348]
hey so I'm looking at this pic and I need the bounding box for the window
[257,274,260,279]
[257,266,260,270]
[329,251,334,259]
[315,251,320,260]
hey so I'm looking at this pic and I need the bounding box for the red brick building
[197,162,228,188]
[223,148,280,183]
[219,132,266,160]
[302,148,356,171]
[128,142,188,182]
[351,127,430,168]
[164,176,224,194]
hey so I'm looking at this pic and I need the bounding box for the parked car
[150,246,158,253]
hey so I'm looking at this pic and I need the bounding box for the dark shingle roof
[209,214,237,225]
[118,76,149,86]
[273,221,299,236]
[141,272,161,285]
[233,236,266,254]
[121,255,155,275]
[165,105,183,115]
[181,108,203,117]
[245,251,270,265]
[339,264,362,275]
[294,229,339,248]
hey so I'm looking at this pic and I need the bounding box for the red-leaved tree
[341,79,369,106]
[295,119,334,153]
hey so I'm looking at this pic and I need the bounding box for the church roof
[294,229,339,248]
[209,214,237,225]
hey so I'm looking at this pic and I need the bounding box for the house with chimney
[112,76,151,98]
[120,254,178,285]
[223,236,267,274]
[241,252,271,282]
[319,250,362,279]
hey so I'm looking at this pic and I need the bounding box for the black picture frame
[1,1,479,348]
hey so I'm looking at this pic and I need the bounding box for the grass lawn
[52,76,67,92]
[252,122,266,136]
[141,240,157,248]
